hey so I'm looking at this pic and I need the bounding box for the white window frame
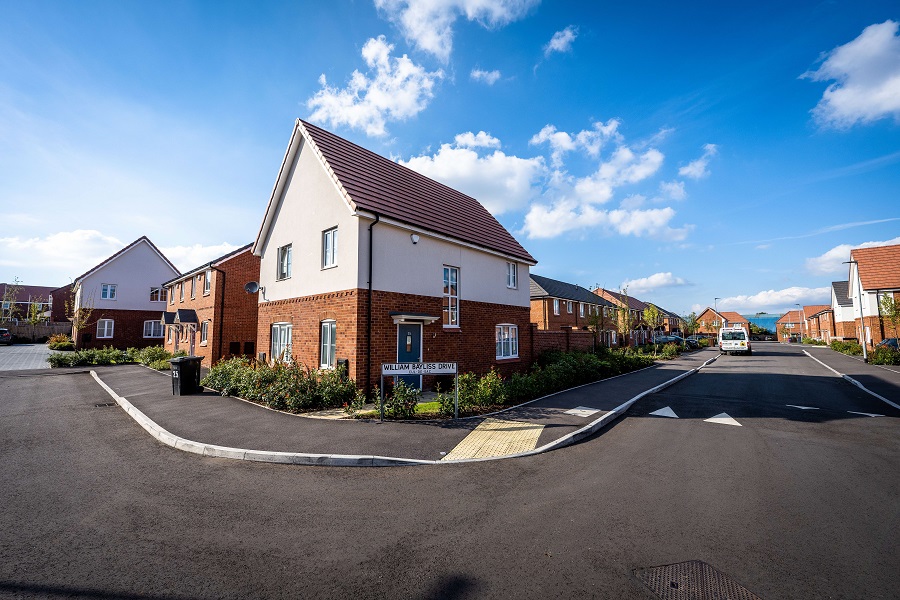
[150,287,164,302]
[320,320,336,369]
[271,322,292,362]
[322,227,338,269]
[204,269,212,295]
[190,276,196,299]
[506,262,517,289]
[200,320,209,345]
[143,320,164,338]
[567,301,573,314]
[277,244,292,280]
[553,299,560,315]
[168,286,175,305]
[443,265,459,327]
[100,284,117,300]
[97,319,114,339]
[579,303,585,317]
[496,324,519,359]
[167,326,173,343]
[179,283,184,302]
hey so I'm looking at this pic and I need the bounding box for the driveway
[0,343,52,370]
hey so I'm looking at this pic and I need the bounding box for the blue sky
[1,0,898,315]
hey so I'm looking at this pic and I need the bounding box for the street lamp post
[795,303,805,342]
[843,259,868,363]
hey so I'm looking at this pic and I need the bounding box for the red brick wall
[256,288,534,391]
[834,320,856,340]
[74,308,167,350]
[530,298,599,331]
[48,285,74,323]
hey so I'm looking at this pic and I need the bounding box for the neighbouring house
[0,283,58,323]
[848,244,900,347]
[71,236,180,349]
[48,284,75,323]
[696,308,749,338]
[161,244,261,367]
[802,305,833,342]
[529,274,617,346]
[776,310,803,343]
[650,304,684,337]
[592,289,650,346]
[251,119,537,392]
[830,281,856,341]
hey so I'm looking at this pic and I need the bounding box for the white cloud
[621,272,689,295]
[802,20,900,128]
[805,236,900,274]
[0,230,124,281]
[544,25,578,57]
[375,0,538,62]
[574,147,664,203]
[306,36,444,137]
[719,287,831,312]
[659,180,686,200]
[159,242,243,273]
[678,143,718,179]
[471,68,501,85]
[522,200,689,240]
[400,136,545,215]
[529,120,621,167]
[453,131,501,148]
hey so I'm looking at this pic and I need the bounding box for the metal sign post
[380,362,458,422]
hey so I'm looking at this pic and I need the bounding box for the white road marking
[786,405,820,410]
[649,406,679,418]
[564,406,603,417]
[704,412,742,427]
[847,411,884,418]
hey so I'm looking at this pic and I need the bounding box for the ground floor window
[496,324,518,359]
[320,320,336,369]
[143,320,163,338]
[166,326,174,344]
[271,323,292,362]
[97,319,114,339]
[200,321,209,344]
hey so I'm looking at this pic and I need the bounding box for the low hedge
[830,340,863,356]
[870,346,900,365]
[46,345,185,369]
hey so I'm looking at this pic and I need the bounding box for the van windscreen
[722,332,746,341]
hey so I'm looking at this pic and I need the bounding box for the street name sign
[381,362,458,375]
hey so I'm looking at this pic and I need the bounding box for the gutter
[366,212,380,395]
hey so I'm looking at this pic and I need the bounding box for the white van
[719,325,752,355]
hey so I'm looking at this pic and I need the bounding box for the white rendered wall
[78,240,177,311]
[258,137,361,301]
[359,219,530,307]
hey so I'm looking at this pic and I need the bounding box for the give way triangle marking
[786,405,819,410]
[704,412,742,427]
[649,406,679,418]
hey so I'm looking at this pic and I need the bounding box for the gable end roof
[74,236,179,285]
[851,244,900,290]
[832,281,852,306]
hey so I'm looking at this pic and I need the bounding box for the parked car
[654,335,699,349]
[0,328,12,346]
[876,338,899,349]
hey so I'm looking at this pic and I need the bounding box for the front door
[396,323,422,390]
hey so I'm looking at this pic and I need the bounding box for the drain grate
[634,560,764,600]
[94,402,116,407]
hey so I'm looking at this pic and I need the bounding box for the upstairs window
[553,299,560,315]
[443,266,459,326]
[190,276,196,299]
[579,303,585,317]
[277,244,292,280]
[204,270,211,294]
[506,262,518,289]
[567,301,573,314]
[322,228,338,268]
[179,283,184,302]
[100,284,117,300]
[150,287,163,302]
[168,287,175,305]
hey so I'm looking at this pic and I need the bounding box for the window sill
[200,342,208,347]
[443,325,460,330]
[495,356,520,362]
[321,265,337,271]
[276,276,291,282]
[203,292,210,296]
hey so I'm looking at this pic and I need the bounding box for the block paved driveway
[0,343,52,371]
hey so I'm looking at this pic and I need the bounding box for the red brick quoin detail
[257,288,533,391]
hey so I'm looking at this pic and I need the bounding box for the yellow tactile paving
[441,418,544,461]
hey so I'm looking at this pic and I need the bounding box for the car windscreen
[721,332,746,341]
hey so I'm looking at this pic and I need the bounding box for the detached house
[529,274,616,344]
[848,244,900,347]
[776,310,803,343]
[71,237,179,349]
[162,244,260,367]
[696,308,749,337]
[830,281,855,340]
[251,120,536,391]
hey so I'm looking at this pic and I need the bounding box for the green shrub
[47,351,82,368]
[381,380,420,419]
[661,342,679,359]
[870,346,900,365]
[48,340,75,351]
[802,337,827,346]
[698,338,711,348]
[830,340,863,355]
[148,359,171,370]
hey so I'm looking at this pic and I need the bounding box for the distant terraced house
[250,119,537,392]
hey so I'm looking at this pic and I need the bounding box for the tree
[618,288,635,347]
[682,312,700,337]
[1,277,23,322]
[643,304,662,341]
[66,285,96,346]
[880,294,900,340]
[25,295,46,342]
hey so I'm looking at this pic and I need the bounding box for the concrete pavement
[90,349,719,466]
[0,343,52,371]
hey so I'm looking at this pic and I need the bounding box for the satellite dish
[244,281,260,294]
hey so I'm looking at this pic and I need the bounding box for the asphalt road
[1,344,897,599]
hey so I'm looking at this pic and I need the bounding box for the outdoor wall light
[410,234,420,244]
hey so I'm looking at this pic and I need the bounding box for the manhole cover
[94,402,116,407]
[634,560,763,600]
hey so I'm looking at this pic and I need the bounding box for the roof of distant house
[74,236,179,284]
[530,275,613,306]
[831,281,852,306]
[0,283,59,304]
[593,288,648,311]
[163,243,253,286]
[776,310,803,324]
[719,311,749,324]
[851,244,900,290]
[802,305,832,318]
[254,119,536,265]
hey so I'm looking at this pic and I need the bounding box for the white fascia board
[354,210,538,267]
[75,238,177,284]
